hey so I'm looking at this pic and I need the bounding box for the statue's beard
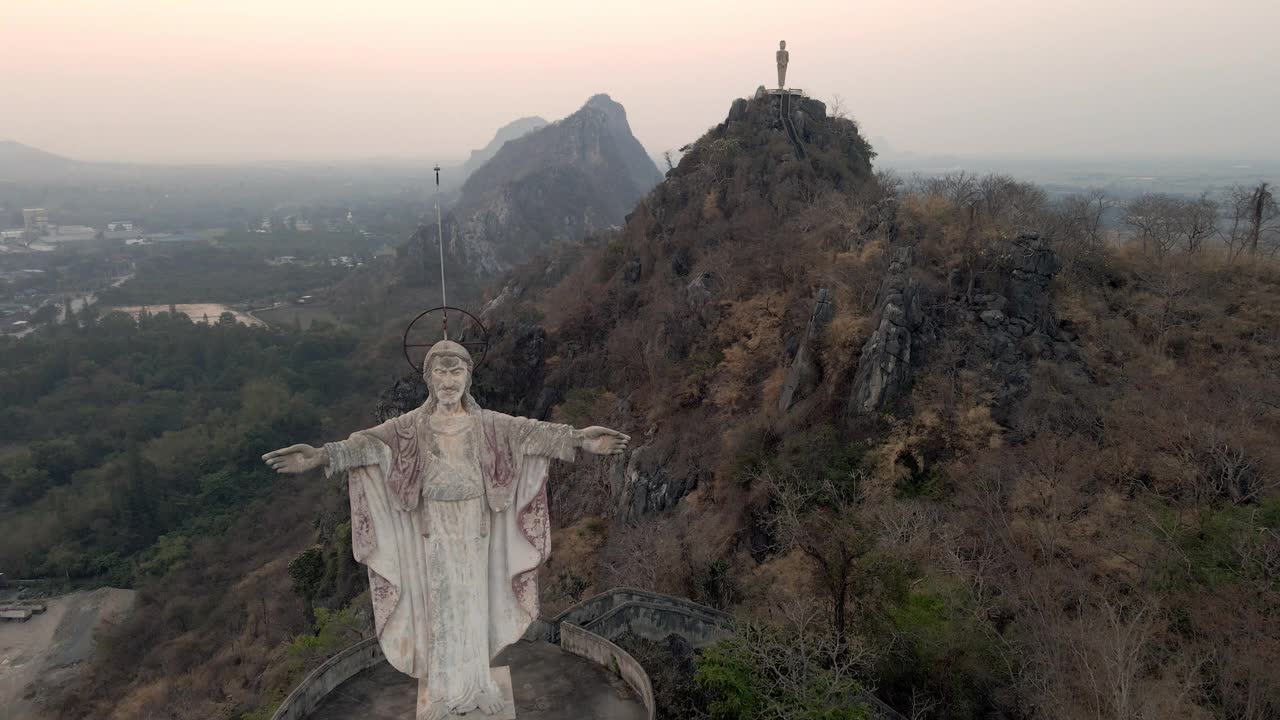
[424,378,476,413]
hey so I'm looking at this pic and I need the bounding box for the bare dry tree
[828,93,849,120]
[719,607,874,720]
[755,467,871,645]
[908,687,941,720]
[601,515,687,594]
[1130,265,1194,355]
[1123,193,1181,256]
[1221,184,1258,261]
[1068,597,1162,720]
[1181,192,1219,254]
[1247,182,1279,257]
[1044,189,1114,270]
[1123,192,1219,257]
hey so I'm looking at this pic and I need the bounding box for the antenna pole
[434,165,448,340]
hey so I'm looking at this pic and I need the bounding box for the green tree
[697,622,870,720]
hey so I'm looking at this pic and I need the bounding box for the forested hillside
[26,91,1280,720]
[0,311,383,582]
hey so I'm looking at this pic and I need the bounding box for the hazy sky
[4,0,1278,164]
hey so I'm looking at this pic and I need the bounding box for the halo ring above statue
[403,305,490,373]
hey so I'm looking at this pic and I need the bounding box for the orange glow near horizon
[3,0,1278,162]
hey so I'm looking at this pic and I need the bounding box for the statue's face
[780,40,786,49]
[426,355,470,406]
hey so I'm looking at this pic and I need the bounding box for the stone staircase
[779,92,807,159]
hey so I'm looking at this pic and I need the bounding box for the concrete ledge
[274,588,722,720]
[584,600,733,649]
[551,587,733,642]
[560,622,656,720]
[271,637,383,720]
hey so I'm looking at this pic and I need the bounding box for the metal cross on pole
[402,165,489,372]
[433,165,448,340]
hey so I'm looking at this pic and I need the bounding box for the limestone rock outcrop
[779,288,835,412]
[848,247,925,415]
[964,233,1079,410]
[617,438,701,520]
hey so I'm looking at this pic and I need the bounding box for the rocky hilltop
[447,94,662,274]
[473,89,879,515]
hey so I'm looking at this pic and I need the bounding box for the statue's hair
[423,339,473,370]
[422,340,479,413]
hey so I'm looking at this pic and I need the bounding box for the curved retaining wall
[560,622,656,720]
[551,587,734,645]
[585,599,733,648]
[270,637,383,720]
[272,588,899,720]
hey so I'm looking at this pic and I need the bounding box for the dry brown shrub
[708,291,785,413]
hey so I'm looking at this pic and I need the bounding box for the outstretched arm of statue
[575,426,631,456]
[262,444,328,474]
[262,434,388,476]
[500,413,630,460]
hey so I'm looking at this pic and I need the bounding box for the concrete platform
[308,640,647,720]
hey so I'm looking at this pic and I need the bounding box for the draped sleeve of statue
[478,410,578,655]
[322,409,433,675]
[320,406,579,678]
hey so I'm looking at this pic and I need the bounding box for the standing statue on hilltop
[263,340,629,720]
[777,40,789,88]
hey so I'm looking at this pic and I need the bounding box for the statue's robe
[324,402,576,708]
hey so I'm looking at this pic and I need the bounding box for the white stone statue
[263,340,629,720]
[777,40,789,89]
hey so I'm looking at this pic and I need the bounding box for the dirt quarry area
[106,303,264,326]
[0,587,136,720]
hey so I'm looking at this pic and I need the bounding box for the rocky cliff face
[470,90,879,520]
[448,94,662,275]
[848,245,926,415]
[961,233,1084,418]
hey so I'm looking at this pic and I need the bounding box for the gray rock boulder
[684,272,721,326]
[778,287,835,412]
[849,247,924,415]
[617,440,696,519]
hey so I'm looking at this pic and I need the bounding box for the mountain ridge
[447,93,662,275]
[458,116,549,181]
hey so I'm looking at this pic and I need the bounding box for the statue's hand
[262,444,326,474]
[578,427,630,456]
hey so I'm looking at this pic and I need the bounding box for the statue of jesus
[263,340,630,720]
[777,40,789,89]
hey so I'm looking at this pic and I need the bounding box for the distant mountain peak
[0,141,82,181]
[0,140,73,161]
[584,93,619,109]
[459,116,550,180]
[448,94,662,275]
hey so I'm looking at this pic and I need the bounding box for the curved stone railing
[270,637,383,720]
[550,587,734,645]
[553,588,905,720]
[584,599,733,648]
[273,587,901,720]
[560,622,656,720]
